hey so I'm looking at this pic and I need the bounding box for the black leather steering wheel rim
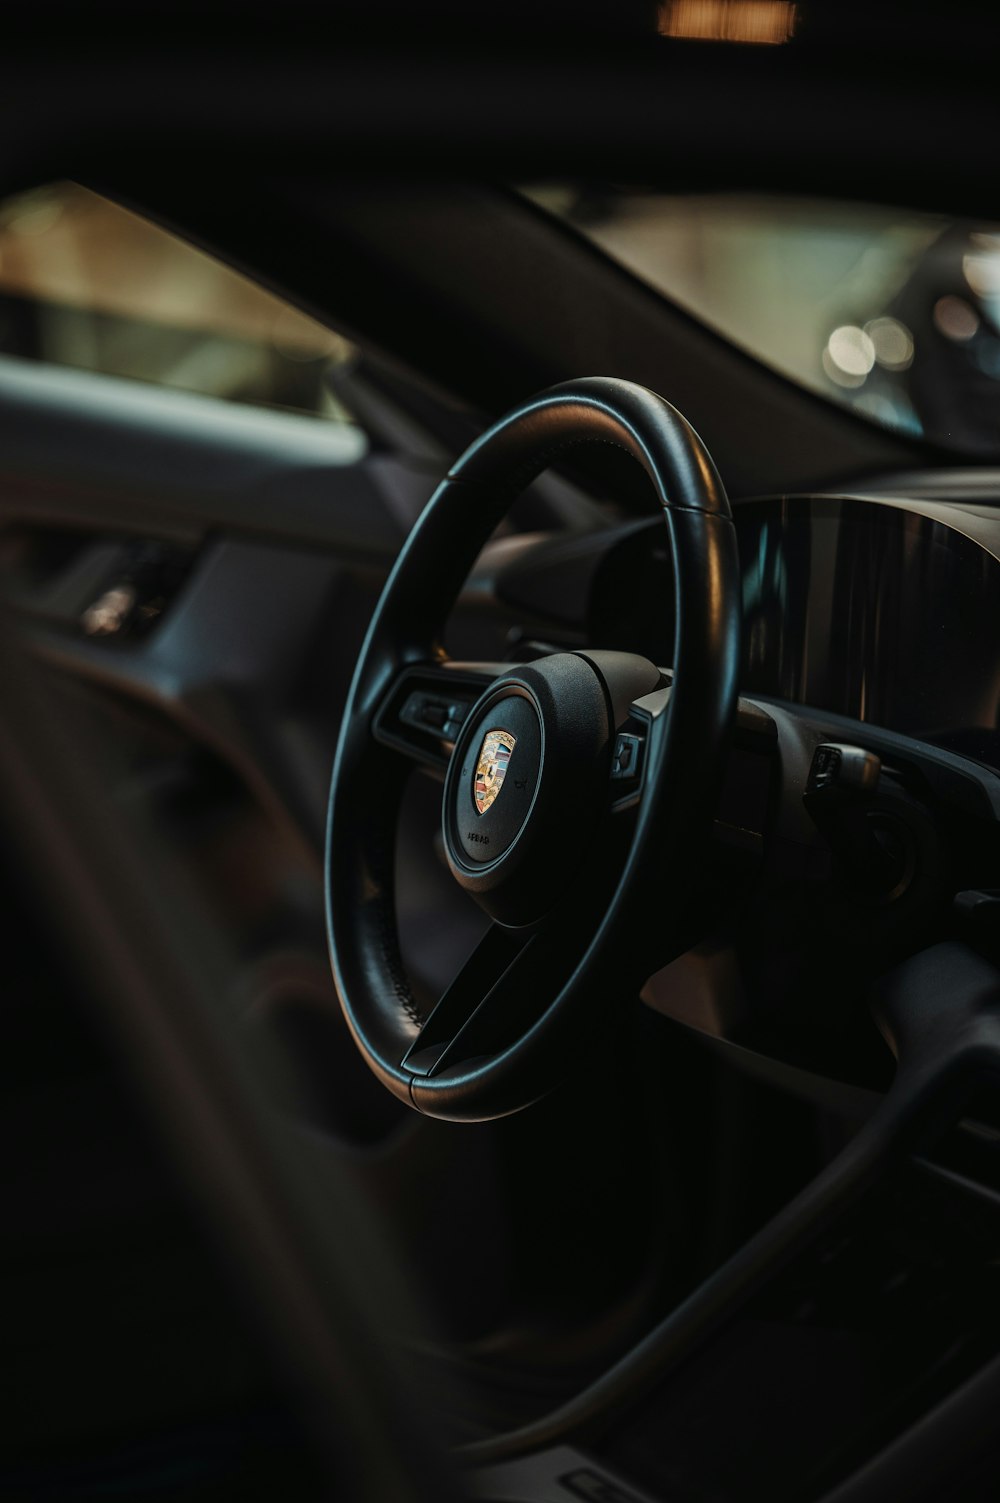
[325,377,741,1121]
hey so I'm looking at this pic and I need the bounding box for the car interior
[5,6,1000,1500]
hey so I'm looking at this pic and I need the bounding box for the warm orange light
[657,0,798,45]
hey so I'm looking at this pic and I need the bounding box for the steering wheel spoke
[401,904,594,1088]
[401,922,538,1078]
[372,659,505,776]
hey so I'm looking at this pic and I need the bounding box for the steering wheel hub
[443,653,614,926]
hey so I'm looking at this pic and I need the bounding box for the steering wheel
[325,377,741,1121]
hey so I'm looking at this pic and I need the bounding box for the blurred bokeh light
[525,185,1000,455]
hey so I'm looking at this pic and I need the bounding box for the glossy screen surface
[736,498,1000,768]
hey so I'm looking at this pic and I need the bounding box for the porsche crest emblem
[473,728,517,815]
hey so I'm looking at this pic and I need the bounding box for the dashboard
[486,487,1000,1101]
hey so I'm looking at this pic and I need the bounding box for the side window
[0,182,364,436]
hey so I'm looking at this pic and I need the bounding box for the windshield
[523,186,1000,458]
